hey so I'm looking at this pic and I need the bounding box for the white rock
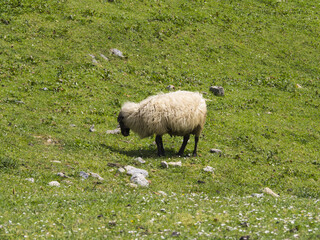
[118,167,126,173]
[25,178,34,183]
[252,193,264,198]
[158,191,167,196]
[160,161,168,168]
[90,172,104,181]
[203,166,214,173]
[89,125,96,132]
[110,48,125,58]
[210,149,222,155]
[130,173,149,187]
[48,181,60,187]
[51,160,61,163]
[125,165,148,177]
[134,157,146,164]
[263,187,279,197]
[57,172,66,177]
[168,161,182,167]
[106,128,120,134]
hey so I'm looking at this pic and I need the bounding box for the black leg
[177,134,190,156]
[192,136,199,157]
[155,135,165,156]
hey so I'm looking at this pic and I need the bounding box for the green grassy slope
[1,0,320,238]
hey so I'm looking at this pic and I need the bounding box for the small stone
[203,166,214,173]
[134,157,146,164]
[166,85,175,91]
[90,172,104,181]
[240,236,250,240]
[125,166,148,177]
[106,128,120,134]
[296,84,302,88]
[57,172,67,178]
[129,183,138,188]
[130,174,149,187]
[51,160,61,163]
[48,181,60,187]
[168,161,182,167]
[160,161,168,168]
[171,231,180,237]
[110,48,125,58]
[263,187,280,197]
[210,149,222,156]
[209,86,224,96]
[43,87,48,91]
[25,178,34,183]
[118,167,126,173]
[160,209,166,212]
[70,124,76,127]
[100,54,109,61]
[79,171,89,179]
[158,191,167,196]
[251,193,264,198]
[89,125,95,132]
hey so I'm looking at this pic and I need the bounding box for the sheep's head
[117,112,130,136]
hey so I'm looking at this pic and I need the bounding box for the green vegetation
[1,0,320,238]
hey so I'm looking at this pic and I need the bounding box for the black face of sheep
[117,114,130,137]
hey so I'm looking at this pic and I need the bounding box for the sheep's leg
[192,136,199,157]
[177,134,190,156]
[155,135,165,156]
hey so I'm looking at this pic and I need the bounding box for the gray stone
[48,181,60,187]
[57,172,67,178]
[125,165,149,177]
[210,86,225,96]
[203,166,214,173]
[118,167,126,173]
[79,171,89,179]
[134,157,146,164]
[168,161,182,167]
[110,48,125,58]
[89,125,96,132]
[130,173,149,187]
[160,161,169,168]
[166,85,175,91]
[106,128,120,134]
[90,172,104,181]
[210,149,222,156]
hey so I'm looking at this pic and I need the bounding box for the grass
[1,0,320,238]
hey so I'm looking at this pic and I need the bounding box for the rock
[89,54,98,64]
[110,48,125,58]
[57,172,67,178]
[130,173,149,187]
[48,181,60,187]
[160,161,168,168]
[240,236,250,240]
[134,157,146,164]
[70,124,76,127]
[51,160,61,163]
[125,166,148,177]
[251,193,264,198]
[100,53,109,61]
[128,183,138,188]
[43,87,48,91]
[158,191,167,196]
[25,178,34,183]
[296,84,302,88]
[107,162,122,168]
[210,149,222,156]
[90,172,104,181]
[203,166,214,173]
[79,171,90,179]
[171,231,180,237]
[106,128,120,134]
[118,167,126,173]
[209,86,225,96]
[168,161,182,167]
[166,85,175,91]
[263,187,279,197]
[89,124,96,132]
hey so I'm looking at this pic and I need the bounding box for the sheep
[117,91,207,157]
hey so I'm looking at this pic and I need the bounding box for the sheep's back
[138,91,206,137]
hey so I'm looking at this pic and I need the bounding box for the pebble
[57,172,67,178]
[118,167,126,173]
[203,166,214,173]
[168,161,182,167]
[210,86,225,96]
[130,173,149,187]
[110,48,125,58]
[252,193,264,198]
[134,157,146,164]
[89,124,96,132]
[51,160,61,163]
[90,172,104,181]
[166,85,175,91]
[125,165,149,177]
[160,161,169,168]
[48,181,60,187]
[25,178,34,183]
[106,128,120,134]
[263,187,279,197]
[210,149,222,156]
[100,53,109,61]
[79,171,90,179]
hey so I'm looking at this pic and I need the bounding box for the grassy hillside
[1,0,320,238]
